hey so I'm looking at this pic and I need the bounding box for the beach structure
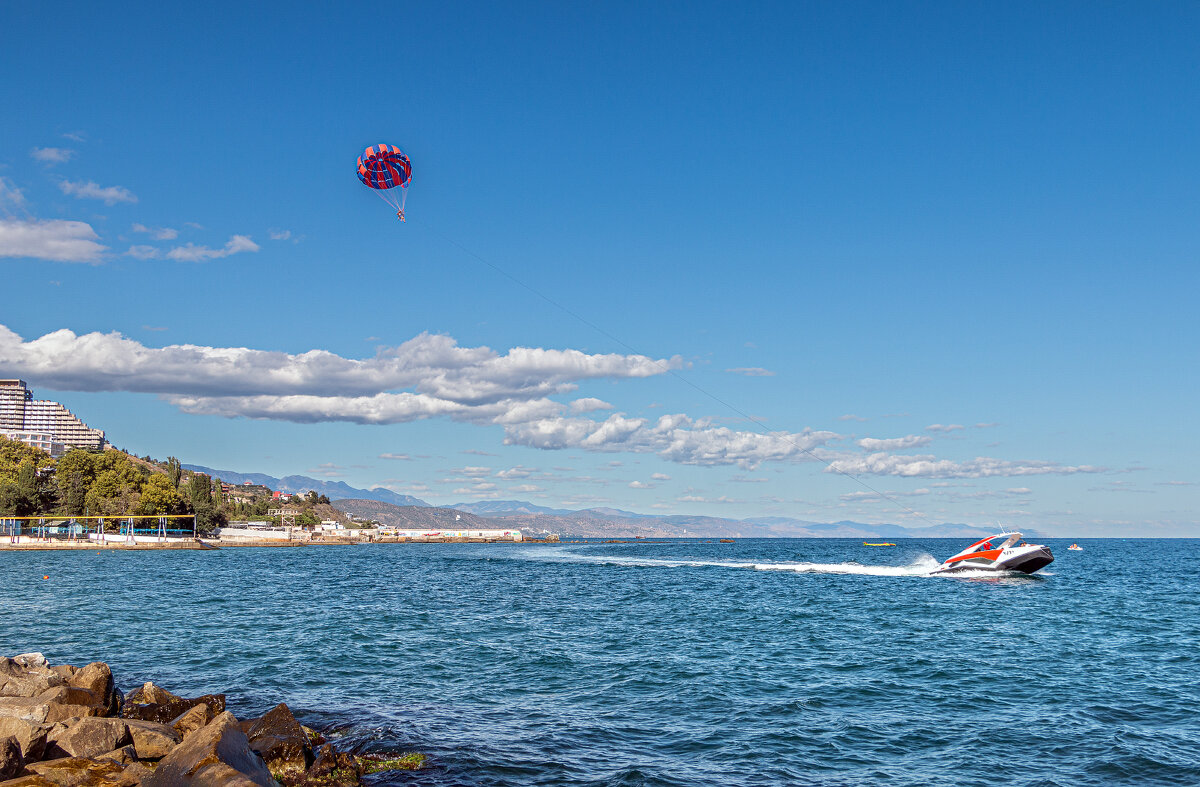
[0,379,106,456]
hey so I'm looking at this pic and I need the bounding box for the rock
[24,756,127,786]
[51,666,77,681]
[51,717,132,759]
[121,692,224,726]
[35,687,104,710]
[245,703,312,776]
[121,720,178,760]
[0,736,23,780]
[0,657,63,700]
[0,699,50,725]
[43,703,105,725]
[0,718,49,761]
[95,745,138,765]
[0,775,56,786]
[302,743,361,786]
[166,705,208,739]
[142,711,274,787]
[122,684,179,707]
[66,665,113,713]
[118,761,156,784]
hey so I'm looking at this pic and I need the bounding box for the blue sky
[1,2,1196,535]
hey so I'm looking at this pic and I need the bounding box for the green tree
[167,456,182,488]
[55,450,97,515]
[135,474,184,515]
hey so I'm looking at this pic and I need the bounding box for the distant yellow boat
[863,542,896,546]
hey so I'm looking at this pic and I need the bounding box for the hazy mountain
[333,500,495,529]
[450,500,574,516]
[182,465,429,507]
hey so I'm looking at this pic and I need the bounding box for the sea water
[2,538,1198,786]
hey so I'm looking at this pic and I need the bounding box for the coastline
[0,653,423,785]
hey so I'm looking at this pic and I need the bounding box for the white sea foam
[521,546,944,577]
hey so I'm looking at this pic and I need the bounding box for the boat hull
[932,545,1054,575]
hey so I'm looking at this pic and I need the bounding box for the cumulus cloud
[132,223,178,240]
[167,235,259,261]
[0,326,680,402]
[496,466,535,479]
[856,435,933,451]
[726,367,775,377]
[59,180,137,205]
[925,424,965,433]
[650,473,671,481]
[826,452,1104,479]
[569,397,613,413]
[126,245,161,259]
[31,147,74,165]
[0,219,107,263]
[629,481,654,489]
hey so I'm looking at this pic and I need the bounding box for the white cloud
[452,466,492,479]
[126,245,161,259]
[569,397,613,413]
[925,424,965,433]
[857,435,933,451]
[59,180,137,205]
[826,452,1104,479]
[379,452,412,461]
[0,219,107,263]
[839,414,868,422]
[132,223,178,240]
[0,178,27,208]
[726,367,775,377]
[269,229,292,241]
[31,147,74,165]
[650,473,671,481]
[629,481,654,489]
[509,484,542,493]
[496,466,535,479]
[166,235,259,261]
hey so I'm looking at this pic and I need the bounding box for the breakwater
[0,653,422,785]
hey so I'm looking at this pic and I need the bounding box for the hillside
[183,465,429,507]
[332,499,495,530]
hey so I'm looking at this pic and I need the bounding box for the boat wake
[518,547,944,577]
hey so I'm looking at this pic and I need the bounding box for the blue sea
[2,539,1199,786]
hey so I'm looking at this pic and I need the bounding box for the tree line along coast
[0,435,342,534]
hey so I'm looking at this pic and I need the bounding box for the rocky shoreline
[0,653,422,786]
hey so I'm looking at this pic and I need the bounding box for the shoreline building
[0,379,106,457]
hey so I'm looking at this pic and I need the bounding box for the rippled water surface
[2,538,1199,785]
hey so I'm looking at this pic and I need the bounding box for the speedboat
[1068,543,1083,551]
[931,531,1053,575]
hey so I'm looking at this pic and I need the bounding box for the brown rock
[24,756,127,786]
[142,711,274,787]
[117,761,155,785]
[0,736,22,780]
[95,745,138,766]
[51,666,78,681]
[0,698,50,725]
[121,691,224,726]
[44,703,105,725]
[51,717,132,759]
[121,721,178,760]
[166,705,209,739]
[303,743,361,786]
[121,684,179,708]
[0,718,49,761]
[0,656,64,701]
[35,687,103,710]
[66,666,112,705]
[0,775,56,786]
[245,703,312,775]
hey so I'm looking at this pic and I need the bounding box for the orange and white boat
[931,531,1054,575]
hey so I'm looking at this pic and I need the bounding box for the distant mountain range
[185,464,1038,539]
[181,465,428,507]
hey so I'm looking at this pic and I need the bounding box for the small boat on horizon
[863,542,896,546]
[931,531,1054,575]
[1068,543,1083,551]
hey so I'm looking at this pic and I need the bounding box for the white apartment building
[0,379,106,453]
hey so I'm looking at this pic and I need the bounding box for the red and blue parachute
[357,144,411,221]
